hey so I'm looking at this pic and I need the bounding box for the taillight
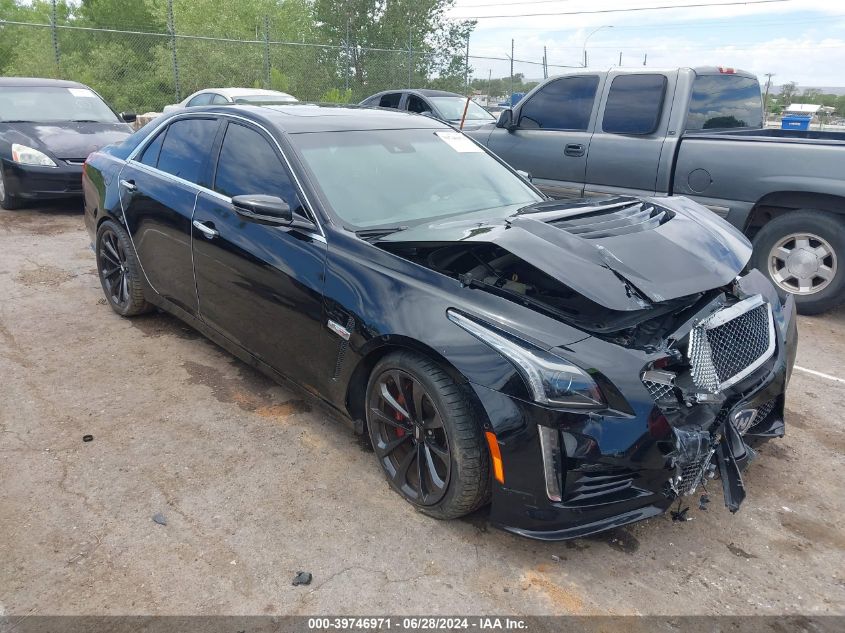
[718,66,736,74]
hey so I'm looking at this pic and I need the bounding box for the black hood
[0,121,132,160]
[376,196,752,312]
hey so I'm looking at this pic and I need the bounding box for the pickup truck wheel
[751,210,845,315]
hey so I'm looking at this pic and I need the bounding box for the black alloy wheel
[366,351,489,519]
[95,220,153,316]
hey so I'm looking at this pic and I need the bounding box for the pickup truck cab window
[213,122,301,209]
[518,75,599,131]
[602,74,667,135]
[686,74,763,130]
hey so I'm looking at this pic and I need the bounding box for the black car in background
[0,77,134,210]
[360,89,496,129]
[82,104,796,540]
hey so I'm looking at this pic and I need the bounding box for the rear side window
[213,122,300,208]
[156,118,219,185]
[378,93,402,109]
[187,93,213,107]
[602,74,667,135]
[686,74,763,130]
[519,76,599,130]
[211,94,229,105]
[139,128,166,167]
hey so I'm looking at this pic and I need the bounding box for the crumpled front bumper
[473,276,797,541]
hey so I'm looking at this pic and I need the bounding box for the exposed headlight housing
[447,310,605,409]
[11,143,57,167]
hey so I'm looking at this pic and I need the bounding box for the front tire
[365,351,489,519]
[751,210,845,315]
[95,220,153,316]
[0,170,22,210]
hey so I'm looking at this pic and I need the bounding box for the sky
[448,0,845,89]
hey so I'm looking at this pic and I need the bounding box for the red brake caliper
[394,391,406,437]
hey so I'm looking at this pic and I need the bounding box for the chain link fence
[0,18,579,113]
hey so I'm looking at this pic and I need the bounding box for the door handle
[192,220,219,239]
[564,144,586,157]
[119,179,137,191]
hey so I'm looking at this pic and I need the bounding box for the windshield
[234,94,296,104]
[0,86,119,123]
[686,74,763,130]
[292,128,541,229]
[429,97,496,121]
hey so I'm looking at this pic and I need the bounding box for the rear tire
[0,171,22,210]
[365,351,489,520]
[95,220,153,317]
[751,210,845,315]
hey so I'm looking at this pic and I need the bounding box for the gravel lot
[1,203,844,616]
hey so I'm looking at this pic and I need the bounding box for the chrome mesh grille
[689,297,775,393]
[675,450,714,497]
[643,379,674,402]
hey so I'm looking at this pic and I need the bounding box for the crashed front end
[484,269,796,540]
[377,195,797,539]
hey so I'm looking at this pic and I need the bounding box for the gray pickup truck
[468,66,845,314]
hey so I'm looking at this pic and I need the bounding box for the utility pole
[486,69,492,106]
[509,39,514,103]
[345,17,351,92]
[643,52,648,66]
[408,14,413,88]
[543,46,548,79]
[763,72,775,121]
[618,51,622,66]
[465,35,470,94]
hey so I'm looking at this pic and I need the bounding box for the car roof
[369,88,462,99]
[0,77,89,88]
[184,103,449,134]
[191,87,296,99]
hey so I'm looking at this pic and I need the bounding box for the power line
[451,0,791,20]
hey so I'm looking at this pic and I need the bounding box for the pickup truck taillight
[718,66,736,74]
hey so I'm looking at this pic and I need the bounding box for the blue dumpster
[781,115,812,131]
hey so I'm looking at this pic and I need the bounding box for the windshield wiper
[354,226,408,241]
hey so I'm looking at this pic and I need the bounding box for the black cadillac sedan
[83,104,797,540]
[0,77,134,209]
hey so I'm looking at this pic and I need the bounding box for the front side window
[407,95,431,114]
[602,74,667,135]
[0,86,120,123]
[378,93,402,109]
[291,128,542,229]
[155,118,219,185]
[518,76,599,131]
[213,123,300,208]
[428,97,495,122]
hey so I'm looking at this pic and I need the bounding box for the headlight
[447,310,605,409]
[11,144,57,167]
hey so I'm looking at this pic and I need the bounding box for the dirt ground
[1,203,844,617]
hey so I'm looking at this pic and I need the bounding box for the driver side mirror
[496,108,517,131]
[120,111,137,123]
[232,195,293,225]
